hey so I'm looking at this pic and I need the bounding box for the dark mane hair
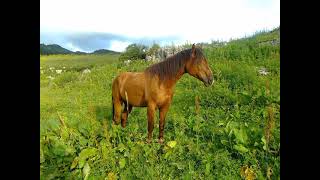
[145,47,205,81]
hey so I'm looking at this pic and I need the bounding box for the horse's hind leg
[113,98,122,125]
[112,77,123,125]
[121,104,132,128]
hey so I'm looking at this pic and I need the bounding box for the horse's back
[113,72,147,107]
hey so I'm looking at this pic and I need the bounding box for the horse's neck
[174,66,186,82]
[165,61,186,88]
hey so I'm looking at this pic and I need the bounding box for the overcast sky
[40,0,280,52]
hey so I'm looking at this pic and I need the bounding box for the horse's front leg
[159,103,170,144]
[147,103,156,143]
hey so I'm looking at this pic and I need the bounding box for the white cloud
[109,40,131,52]
[65,43,85,52]
[41,0,280,42]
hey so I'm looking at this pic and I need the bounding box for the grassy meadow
[40,29,280,179]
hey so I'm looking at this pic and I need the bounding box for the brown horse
[112,44,214,143]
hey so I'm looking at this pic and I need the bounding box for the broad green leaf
[78,148,98,168]
[100,139,109,159]
[118,143,126,152]
[205,163,211,175]
[234,127,248,144]
[221,140,229,146]
[177,163,184,170]
[60,128,69,140]
[263,145,267,151]
[240,165,256,180]
[267,166,273,179]
[40,147,45,163]
[261,136,266,144]
[119,158,126,169]
[183,173,192,180]
[79,136,89,146]
[47,118,60,131]
[228,129,233,137]
[173,162,184,170]
[107,172,117,180]
[70,157,79,170]
[167,141,177,148]
[83,162,90,180]
[234,144,249,153]
[261,136,267,150]
[218,122,224,126]
[124,151,129,157]
[65,146,76,156]
[225,121,231,129]
[52,143,67,156]
[164,150,172,159]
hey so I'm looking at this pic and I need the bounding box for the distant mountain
[40,44,120,55]
[74,51,87,55]
[92,49,120,54]
[40,44,73,55]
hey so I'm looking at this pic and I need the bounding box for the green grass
[40,54,120,72]
[40,30,280,180]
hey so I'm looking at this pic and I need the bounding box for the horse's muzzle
[204,75,214,87]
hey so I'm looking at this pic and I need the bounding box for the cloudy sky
[40,0,280,52]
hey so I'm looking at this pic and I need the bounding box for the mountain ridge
[40,43,120,55]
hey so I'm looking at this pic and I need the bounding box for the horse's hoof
[146,138,152,144]
[158,138,164,144]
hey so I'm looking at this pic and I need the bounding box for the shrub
[119,44,147,61]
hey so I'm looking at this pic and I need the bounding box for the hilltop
[40,44,73,55]
[92,49,120,55]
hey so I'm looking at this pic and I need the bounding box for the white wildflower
[83,69,91,74]
[56,70,62,74]
[47,76,54,80]
[258,67,269,76]
[124,60,131,65]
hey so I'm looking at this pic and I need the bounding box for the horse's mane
[145,47,204,81]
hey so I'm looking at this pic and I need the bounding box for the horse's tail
[112,93,114,122]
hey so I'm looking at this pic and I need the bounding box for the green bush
[119,43,147,61]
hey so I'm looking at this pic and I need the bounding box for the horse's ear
[191,43,196,58]
[192,43,196,50]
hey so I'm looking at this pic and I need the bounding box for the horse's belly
[119,72,147,107]
[125,90,147,107]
